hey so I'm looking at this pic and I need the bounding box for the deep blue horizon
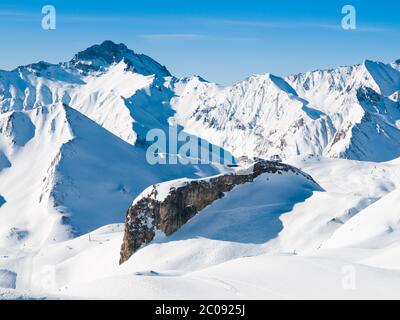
[0,0,399,84]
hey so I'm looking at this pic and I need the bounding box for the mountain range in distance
[0,40,400,299]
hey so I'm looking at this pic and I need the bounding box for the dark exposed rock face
[119,160,317,264]
[69,40,171,77]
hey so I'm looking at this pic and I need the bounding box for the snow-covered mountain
[1,40,400,299]
[1,40,399,162]
[0,41,173,145]
[0,41,236,248]
[172,60,400,162]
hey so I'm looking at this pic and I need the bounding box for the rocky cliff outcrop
[119,160,317,264]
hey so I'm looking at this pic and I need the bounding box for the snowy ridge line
[0,41,399,162]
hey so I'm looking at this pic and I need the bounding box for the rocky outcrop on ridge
[120,160,317,264]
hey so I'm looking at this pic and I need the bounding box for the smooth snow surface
[1,156,400,299]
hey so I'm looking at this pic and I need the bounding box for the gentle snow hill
[275,155,400,253]
[2,156,400,299]
[323,188,400,249]
[18,165,321,295]
[48,248,400,299]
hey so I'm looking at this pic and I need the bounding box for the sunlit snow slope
[0,41,400,299]
[2,156,398,300]
[0,103,221,248]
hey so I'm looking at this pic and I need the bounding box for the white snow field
[0,41,400,299]
[0,156,400,299]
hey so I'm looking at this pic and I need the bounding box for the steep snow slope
[171,75,335,159]
[287,60,400,161]
[68,62,155,145]
[50,105,185,235]
[0,103,222,249]
[0,104,73,247]
[0,41,174,146]
[171,60,400,162]
[0,101,225,295]
[0,61,81,112]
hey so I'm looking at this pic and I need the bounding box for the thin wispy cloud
[140,33,258,41]
[94,15,390,33]
[140,33,209,40]
[0,10,394,34]
[58,15,131,23]
[63,14,394,33]
[0,10,37,21]
[204,18,393,33]
[0,10,31,16]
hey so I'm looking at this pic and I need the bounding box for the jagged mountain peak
[71,40,130,64]
[68,40,171,77]
[358,59,400,95]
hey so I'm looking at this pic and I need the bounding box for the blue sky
[0,0,399,84]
